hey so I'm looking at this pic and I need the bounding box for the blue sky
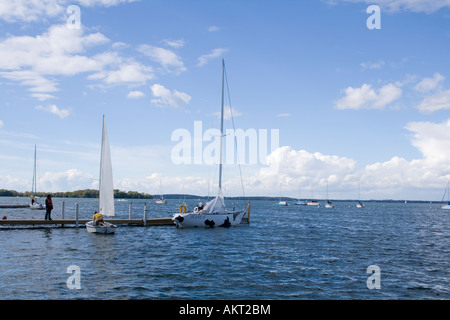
[1,0,450,201]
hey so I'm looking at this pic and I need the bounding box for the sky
[1,0,450,201]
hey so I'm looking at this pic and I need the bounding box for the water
[0,197,449,300]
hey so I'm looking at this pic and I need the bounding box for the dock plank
[0,218,175,227]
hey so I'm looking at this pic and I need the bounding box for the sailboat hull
[30,203,45,210]
[441,204,450,210]
[85,221,117,234]
[172,211,245,228]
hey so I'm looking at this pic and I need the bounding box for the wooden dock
[0,218,175,227]
[0,205,30,209]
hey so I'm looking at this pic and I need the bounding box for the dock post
[61,201,65,220]
[143,203,147,226]
[246,201,250,224]
[75,203,79,228]
[129,202,132,219]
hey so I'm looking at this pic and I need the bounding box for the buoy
[179,205,186,213]
[2,216,7,220]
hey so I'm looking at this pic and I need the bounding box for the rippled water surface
[0,197,449,299]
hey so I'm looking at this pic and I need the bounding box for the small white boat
[440,182,450,210]
[294,200,307,205]
[155,180,167,204]
[85,115,117,234]
[307,200,320,206]
[356,201,365,208]
[30,202,45,210]
[276,201,288,206]
[86,221,117,234]
[325,200,334,208]
[324,180,334,208]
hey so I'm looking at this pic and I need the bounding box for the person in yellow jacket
[93,212,106,226]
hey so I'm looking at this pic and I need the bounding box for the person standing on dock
[45,194,53,220]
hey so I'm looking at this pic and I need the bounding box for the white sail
[203,187,226,214]
[99,115,115,217]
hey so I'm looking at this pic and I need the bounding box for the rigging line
[223,62,246,199]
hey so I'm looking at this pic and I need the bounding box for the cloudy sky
[1,0,450,201]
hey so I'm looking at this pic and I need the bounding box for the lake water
[0,197,449,300]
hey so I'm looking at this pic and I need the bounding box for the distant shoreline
[0,189,153,199]
[0,189,441,203]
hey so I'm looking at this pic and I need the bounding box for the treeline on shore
[0,189,154,199]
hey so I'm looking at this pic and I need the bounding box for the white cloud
[0,25,110,93]
[162,39,185,49]
[213,106,242,120]
[127,91,145,99]
[39,169,96,192]
[414,73,445,93]
[89,61,154,85]
[0,24,156,96]
[335,83,402,110]
[0,0,64,22]
[138,44,186,73]
[360,60,385,69]
[0,0,140,22]
[35,104,71,118]
[277,113,291,117]
[31,93,56,101]
[340,0,450,13]
[208,26,220,32]
[197,48,228,67]
[415,90,450,113]
[150,84,191,108]
[405,119,450,162]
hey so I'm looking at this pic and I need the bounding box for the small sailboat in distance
[155,180,167,204]
[356,183,365,208]
[85,115,117,234]
[441,181,450,210]
[325,180,334,208]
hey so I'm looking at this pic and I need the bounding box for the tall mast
[218,59,225,190]
[99,115,105,212]
[32,145,37,194]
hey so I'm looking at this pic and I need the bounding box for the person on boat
[30,195,35,205]
[93,212,106,226]
[197,202,204,211]
[45,194,53,220]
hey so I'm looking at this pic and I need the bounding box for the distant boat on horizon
[155,180,167,204]
[356,183,365,208]
[325,180,334,208]
[441,181,450,210]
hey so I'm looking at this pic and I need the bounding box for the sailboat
[155,180,167,204]
[276,183,288,206]
[29,145,45,210]
[172,60,249,228]
[325,180,334,208]
[441,182,450,210]
[356,183,365,208]
[86,115,117,234]
[306,186,320,206]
